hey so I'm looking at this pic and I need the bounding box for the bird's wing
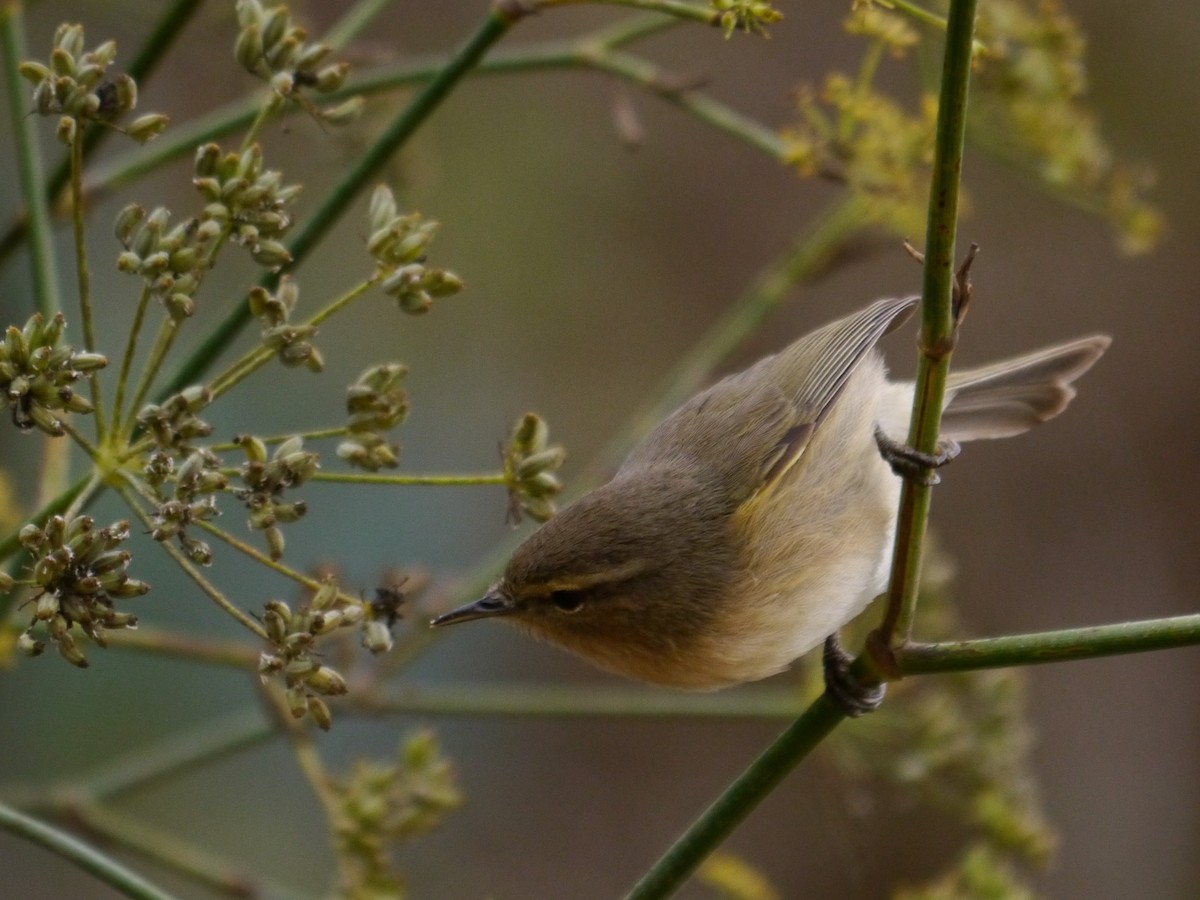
[621,296,917,507]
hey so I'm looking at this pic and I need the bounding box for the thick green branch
[625,696,846,900]
[878,0,978,648]
[355,683,808,719]
[896,614,1200,674]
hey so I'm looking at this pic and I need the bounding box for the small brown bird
[433,297,1108,695]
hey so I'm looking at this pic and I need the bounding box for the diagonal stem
[158,3,526,400]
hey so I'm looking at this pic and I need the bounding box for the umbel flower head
[0,312,105,436]
[367,186,464,315]
[17,515,148,667]
[17,23,167,143]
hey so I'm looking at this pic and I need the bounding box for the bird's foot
[874,427,960,485]
[823,633,885,718]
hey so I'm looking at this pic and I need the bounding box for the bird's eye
[549,589,586,613]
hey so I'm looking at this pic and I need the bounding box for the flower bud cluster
[711,0,784,39]
[145,449,228,566]
[502,413,566,523]
[333,730,462,893]
[136,385,214,452]
[17,24,167,144]
[367,186,464,315]
[233,435,318,559]
[257,578,384,730]
[115,206,219,321]
[337,364,409,471]
[17,515,147,667]
[248,276,323,372]
[194,142,300,271]
[234,0,354,112]
[1,313,105,436]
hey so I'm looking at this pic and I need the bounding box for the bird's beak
[430,589,517,628]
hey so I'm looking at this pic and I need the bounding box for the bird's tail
[880,335,1111,442]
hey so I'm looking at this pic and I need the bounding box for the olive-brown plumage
[433,297,1109,689]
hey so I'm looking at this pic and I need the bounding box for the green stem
[356,683,808,719]
[60,419,102,462]
[309,471,507,486]
[625,697,846,899]
[69,133,107,439]
[114,476,268,638]
[112,284,153,434]
[121,319,178,436]
[208,426,349,452]
[586,49,788,159]
[878,0,978,648]
[239,92,282,152]
[159,5,525,401]
[0,802,178,900]
[207,277,377,400]
[540,0,715,26]
[190,519,358,605]
[896,614,1200,674]
[102,626,259,669]
[1,5,60,318]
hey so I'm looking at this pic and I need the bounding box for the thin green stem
[586,49,788,160]
[878,0,978,649]
[121,319,178,437]
[239,93,283,152]
[209,426,349,452]
[626,697,846,899]
[69,134,106,439]
[61,471,103,521]
[896,614,1200,674]
[159,6,523,401]
[588,10,688,47]
[208,277,376,400]
[114,476,268,638]
[59,418,102,463]
[1,5,60,318]
[102,626,260,669]
[191,519,358,605]
[889,0,987,54]
[0,802,178,900]
[35,434,71,510]
[309,471,507,486]
[539,0,716,26]
[112,284,153,433]
[356,683,809,719]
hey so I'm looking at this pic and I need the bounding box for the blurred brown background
[1,0,1197,897]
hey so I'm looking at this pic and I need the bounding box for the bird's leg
[823,633,885,717]
[874,426,960,485]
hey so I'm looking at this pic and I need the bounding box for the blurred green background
[1,0,1198,897]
